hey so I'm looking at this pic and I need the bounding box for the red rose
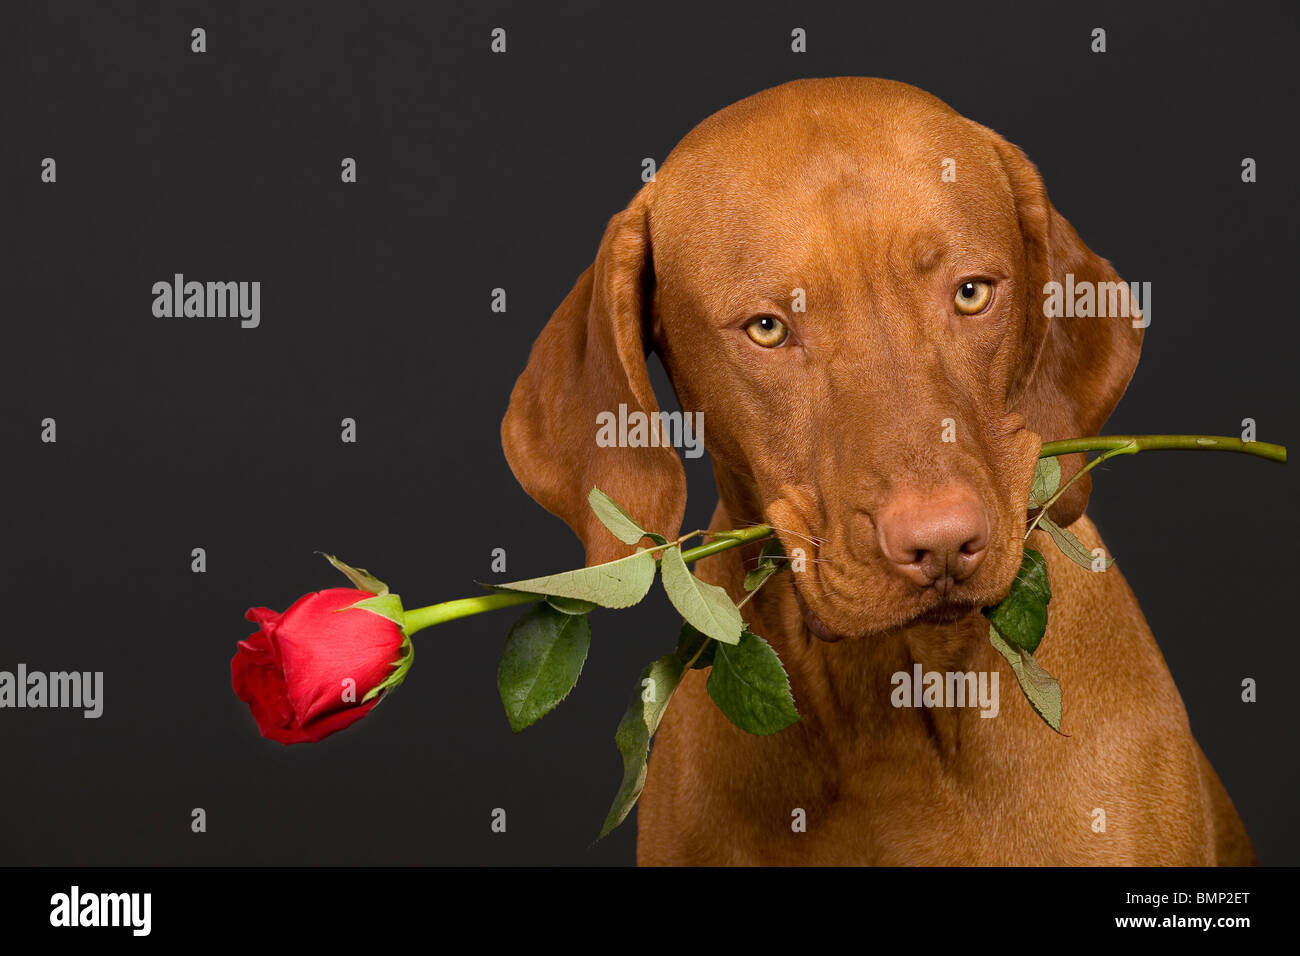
[233,587,406,744]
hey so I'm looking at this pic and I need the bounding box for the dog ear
[501,184,687,566]
[992,137,1144,527]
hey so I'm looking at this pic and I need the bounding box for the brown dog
[502,77,1254,865]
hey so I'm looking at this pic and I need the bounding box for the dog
[501,77,1255,865]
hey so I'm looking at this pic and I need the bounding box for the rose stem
[402,435,1285,635]
[400,523,774,635]
[1038,434,1285,463]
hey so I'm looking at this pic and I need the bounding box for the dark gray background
[1,1,1295,865]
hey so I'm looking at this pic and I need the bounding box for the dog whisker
[727,517,827,547]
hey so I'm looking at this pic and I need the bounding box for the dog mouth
[791,584,844,642]
[791,575,984,642]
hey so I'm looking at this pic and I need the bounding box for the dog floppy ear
[501,184,687,566]
[993,137,1145,527]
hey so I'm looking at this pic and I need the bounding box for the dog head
[502,77,1142,639]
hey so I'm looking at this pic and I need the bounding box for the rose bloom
[232,588,405,744]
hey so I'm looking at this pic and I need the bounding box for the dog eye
[954,280,993,315]
[745,315,789,348]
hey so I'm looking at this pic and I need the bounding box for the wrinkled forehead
[649,92,1023,310]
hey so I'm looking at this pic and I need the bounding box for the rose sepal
[323,553,412,703]
[362,630,413,703]
[322,552,390,595]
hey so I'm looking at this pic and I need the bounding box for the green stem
[1027,433,1286,539]
[402,589,539,632]
[1039,435,1286,464]
[401,523,775,636]
[1026,441,1136,538]
[677,523,774,562]
[401,434,1286,635]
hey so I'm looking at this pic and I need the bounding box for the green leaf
[362,632,414,703]
[599,654,685,838]
[587,487,649,545]
[497,603,591,732]
[660,545,743,645]
[1040,517,1114,571]
[743,538,785,592]
[321,553,389,595]
[339,592,406,629]
[545,595,598,615]
[982,548,1051,653]
[988,625,1063,734]
[706,628,800,735]
[1027,456,1061,510]
[493,549,657,609]
[675,622,715,670]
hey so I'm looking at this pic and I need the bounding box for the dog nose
[876,489,989,589]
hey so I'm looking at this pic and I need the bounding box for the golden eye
[954,280,993,315]
[745,315,789,348]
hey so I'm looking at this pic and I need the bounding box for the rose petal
[272,589,404,725]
